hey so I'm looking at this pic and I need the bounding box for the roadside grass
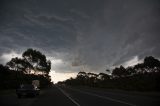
[0,89,15,95]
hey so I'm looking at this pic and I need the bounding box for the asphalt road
[59,86,160,106]
[0,85,160,106]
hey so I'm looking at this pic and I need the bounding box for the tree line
[0,48,52,90]
[58,56,160,91]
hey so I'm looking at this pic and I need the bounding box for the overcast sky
[0,0,160,82]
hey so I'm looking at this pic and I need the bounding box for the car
[16,84,40,98]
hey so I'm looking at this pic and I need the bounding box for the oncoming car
[16,84,40,98]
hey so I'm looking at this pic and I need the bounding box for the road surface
[0,85,160,106]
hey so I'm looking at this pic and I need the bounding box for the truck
[32,80,40,88]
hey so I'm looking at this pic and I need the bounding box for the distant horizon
[0,49,159,83]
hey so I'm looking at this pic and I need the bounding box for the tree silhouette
[126,67,136,75]
[0,49,52,89]
[6,57,32,73]
[144,56,160,68]
[77,71,88,85]
[112,65,129,77]
[98,73,110,80]
[87,72,98,86]
[22,48,51,74]
[60,56,160,91]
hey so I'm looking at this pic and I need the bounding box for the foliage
[58,56,160,91]
[22,48,51,74]
[0,49,52,90]
[6,57,33,73]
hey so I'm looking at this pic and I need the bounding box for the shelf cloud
[0,0,159,74]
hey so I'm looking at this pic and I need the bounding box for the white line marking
[68,87,137,106]
[56,86,81,106]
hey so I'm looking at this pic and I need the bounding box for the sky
[0,0,160,83]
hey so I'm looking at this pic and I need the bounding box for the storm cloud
[0,0,160,74]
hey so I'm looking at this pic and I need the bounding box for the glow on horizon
[47,57,80,83]
[49,71,77,83]
[122,56,143,68]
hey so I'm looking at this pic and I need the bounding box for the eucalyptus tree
[22,48,51,75]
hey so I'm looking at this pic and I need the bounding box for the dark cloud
[0,0,159,73]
